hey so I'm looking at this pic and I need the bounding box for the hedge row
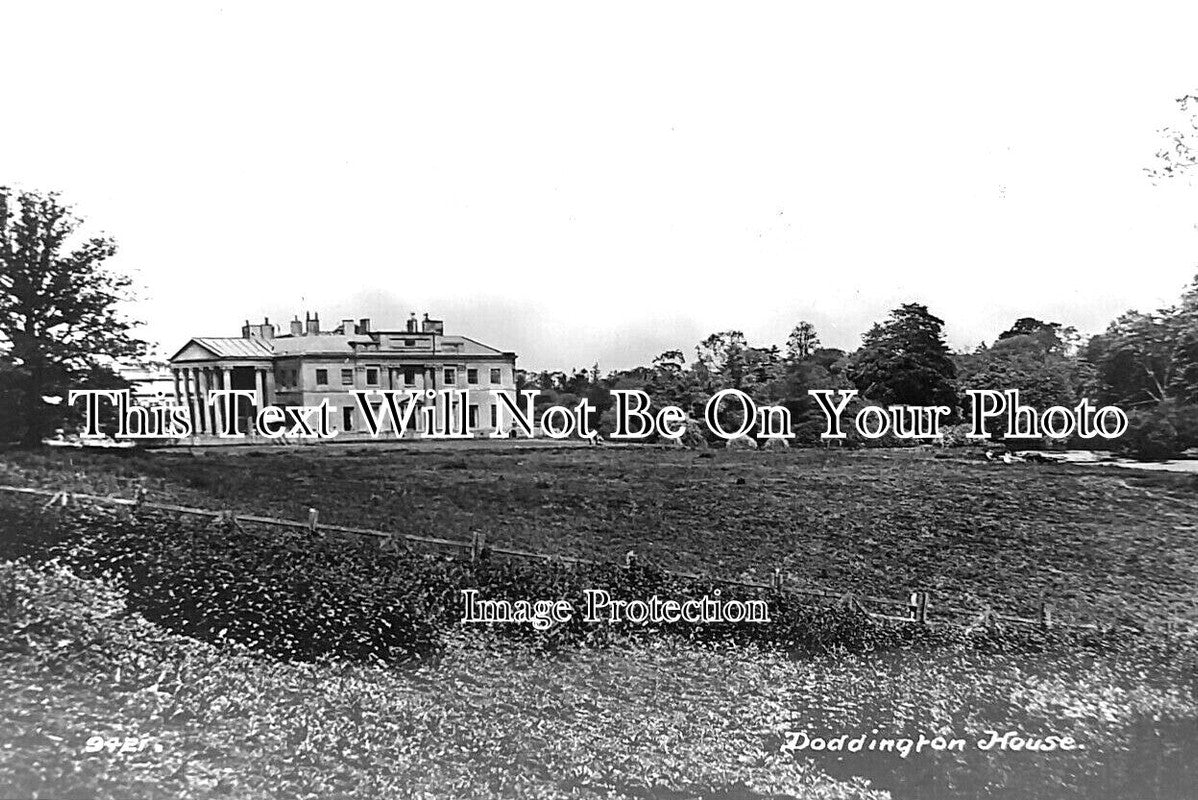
[3,498,1146,664]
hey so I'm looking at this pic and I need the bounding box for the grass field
[2,560,1194,800]
[1,445,1196,799]
[1,445,1196,626]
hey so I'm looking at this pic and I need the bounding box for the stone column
[197,368,210,434]
[207,369,217,435]
[252,368,265,436]
[210,368,224,434]
[424,366,435,432]
[264,368,276,407]
[172,369,181,405]
[221,366,233,434]
[209,368,220,435]
[193,368,205,435]
[209,367,220,435]
[182,368,195,436]
[254,368,265,408]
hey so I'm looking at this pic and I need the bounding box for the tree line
[1,191,1197,457]
[518,288,1198,457]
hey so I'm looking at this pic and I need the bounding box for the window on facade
[366,367,379,386]
[444,368,456,385]
[403,367,416,386]
[467,368,478,385]
[490,404,498,428]
[341,369,354,386]
[342,406,353,431]
[404,339,415,347]
[316,369,328,386]
[490,368,501,384]
[468,404,479,428]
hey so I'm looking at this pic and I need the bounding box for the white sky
[4,3,1198,371]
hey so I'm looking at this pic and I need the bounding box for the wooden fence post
[909,591,929,623]
[625,550,636,569]
[307,507,319,533]
[772,567,783,590]
[837,592,865,615]
[1039,602,1052,629]
[129,486,147,517]
[471,531,487,562]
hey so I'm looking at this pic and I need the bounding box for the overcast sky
[4,3,1198,371]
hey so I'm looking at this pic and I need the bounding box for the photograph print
[1,3,1196,799]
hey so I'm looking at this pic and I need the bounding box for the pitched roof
[170,332,514,362]
[170,337,275,361]
[439,335,509,356]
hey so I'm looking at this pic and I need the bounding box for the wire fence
[0,483,1185,636]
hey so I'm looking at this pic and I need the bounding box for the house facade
[168,312,518,438]
[116,362,175,406]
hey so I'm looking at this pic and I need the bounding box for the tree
[957,326,1082,438]
[694,331,749,391]
[651,349,686,375]
[0,187,144,443]
[846,303,958,408]
[1148,92,1198,182]
[1083,309,1182,408]
[638,349,702,414]
[996,317,1079,356]
[785,321,821,360]
[1122,406,1184,460]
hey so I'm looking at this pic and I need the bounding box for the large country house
[168,312,517,437]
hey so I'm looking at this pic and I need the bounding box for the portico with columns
[168,338,276,437]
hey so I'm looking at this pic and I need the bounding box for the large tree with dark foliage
[0,187,144,443]
[1082,309,1179,407]
[847,303,957,408]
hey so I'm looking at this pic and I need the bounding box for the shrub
[0,502,1139,664]
[50,507,448,663]
[1122,408,1183,460]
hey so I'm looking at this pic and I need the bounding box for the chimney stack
[358,317,371,333]
[421,313,444,335]
[341,318,356,335]
[306,312,320,336]
[290,316,303,336]
[244,317,276,340]
[407,312,418,333]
